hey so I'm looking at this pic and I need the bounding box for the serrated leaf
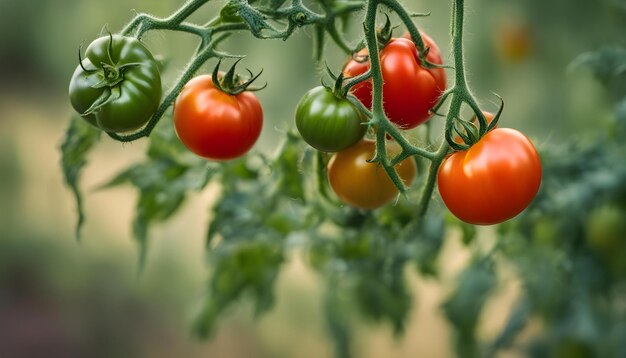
[60,116,101,239]
[101,121,215,269]
[193,240,284,338]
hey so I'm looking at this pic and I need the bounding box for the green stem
[122,0,211,36]
[107,44,217,142]
[108,0,366,142]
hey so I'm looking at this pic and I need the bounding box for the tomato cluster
[293,30,449,209]
[71,31,541,223]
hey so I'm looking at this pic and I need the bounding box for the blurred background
[0,0,624,356]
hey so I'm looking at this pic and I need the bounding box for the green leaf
[101,121,215,269]
[59,116,101,240]
[569,46,626,82]
[193,240,284,338]
[486,298,531,357]
[403,213,445,276]
[324,287,352,358]
[615,97,626,138]
[443,257,496,357]
[197,134,309,335]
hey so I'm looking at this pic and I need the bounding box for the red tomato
[438,128,541,225]
[173,75,263,160]
[343,31,446,129]
[327,140,416,209]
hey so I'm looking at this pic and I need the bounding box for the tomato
[69,35,162,133]
[173,74,263,160]
[585,205,626,256]
[437,128,542,225]
[327,140,416,209]
[453,111,495,144]
[295,86,367,152]
[343,31,446,129]
[494,21,532,63]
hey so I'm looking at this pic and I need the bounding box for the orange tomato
[328,140,416,209]
[438,128,541,225]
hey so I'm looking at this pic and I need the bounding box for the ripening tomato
[438,128,542,225]
[295,86,367,152]
[494,21,532,63]
[173,75,263,160]
[343,31,446,129]
[328,140,416,209]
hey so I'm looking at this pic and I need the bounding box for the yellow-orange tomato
[438,128,541,225]
[495,22,532,63]
[327,140,416,209]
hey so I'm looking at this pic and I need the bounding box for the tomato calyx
[211,58,266,95]
[376,14,395,48]
[76,33,147,116]
[445,96,504,151]
[323,64,351,99]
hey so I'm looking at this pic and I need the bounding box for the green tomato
[585,204,626,254]
[69,35,162,133]
[295,86,367,152]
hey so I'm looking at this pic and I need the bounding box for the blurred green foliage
[2,0,626,356]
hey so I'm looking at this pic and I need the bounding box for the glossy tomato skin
[343,32,446,129]
[296,86,367,152]
[328,140,416,209]
[69,35,162,133]
[173,75,263,160]
[438,128,541,225]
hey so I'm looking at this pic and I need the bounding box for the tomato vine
[59,0,626,357]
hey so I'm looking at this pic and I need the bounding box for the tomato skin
[327,140,416,209]
[295,86,367,152]
[173,75,263,160]
[69,35,162,133]
[438,128,542,225]
[343,32,446,129]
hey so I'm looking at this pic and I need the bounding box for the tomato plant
[295,86,366,152]
[69,35,162,133]
[327,140,416,209]
[438,128,542,225]
[343,32,446,129]
[59,0,626,357]
[173,73,263,160]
